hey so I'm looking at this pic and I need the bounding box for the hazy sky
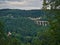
[0,0,43,10]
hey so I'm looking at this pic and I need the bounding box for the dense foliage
[0,11,49,45]
[0,0,60,44]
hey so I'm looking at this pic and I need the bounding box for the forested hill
[0,9,46,17]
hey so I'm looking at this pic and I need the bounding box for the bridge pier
[36,21,49,26]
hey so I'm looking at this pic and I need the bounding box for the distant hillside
[0,9,49,43]
[0,16,48,37]
[0,9,46,17]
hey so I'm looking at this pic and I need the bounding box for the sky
[0,0,43,10]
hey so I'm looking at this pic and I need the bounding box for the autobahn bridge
[28,17,49,26]
[36,20,49,26]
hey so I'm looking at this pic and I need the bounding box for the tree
[42,0,60,45]
[46,0,60,9]
[0,21,6,45]
[42,0,47,10]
